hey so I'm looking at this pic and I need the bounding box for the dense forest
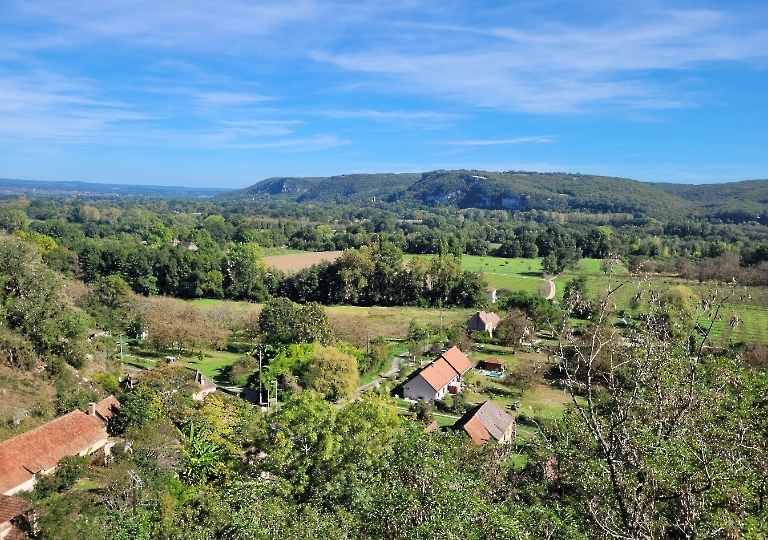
[1,173,768,539]
[219,169,768,224]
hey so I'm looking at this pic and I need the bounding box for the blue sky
[2,0,768,188]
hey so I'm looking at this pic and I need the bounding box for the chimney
[87,402,96,416]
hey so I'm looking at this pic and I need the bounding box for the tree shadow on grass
[484,386,518,400]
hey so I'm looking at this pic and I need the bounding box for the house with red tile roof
[191,370,216,401]
[87,395,121,427]
[0,495,31,539]
[467,311,501,337]
[0,396,119,496]
[454,401,516,445]
[403,346,472,401]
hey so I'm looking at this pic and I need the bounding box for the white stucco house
[403,346,472,401]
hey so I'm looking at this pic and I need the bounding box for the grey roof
[469,401,514,441]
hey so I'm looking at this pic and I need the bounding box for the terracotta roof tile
[440,346,472,374]
[0,495,31,523]
[478,311,501,327]
[455,401,515,444]
[484,358,506,366]
[419,358,459,391]
[193,370,216,392]
[94,396,121,423]
[462,416,491,445]
[4,525,27,540]
[0,411,106,495]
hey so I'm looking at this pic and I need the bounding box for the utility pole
[128,470,142,515]
[258,344,264,405]
[365,328,371,355]
[271,380,278,407]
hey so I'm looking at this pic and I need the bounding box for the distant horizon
[2,170,768,192]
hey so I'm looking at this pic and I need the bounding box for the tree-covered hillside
[655,179,768,224]
[221,173,421,205]
[406,170,691,218]
[221,169,696,220]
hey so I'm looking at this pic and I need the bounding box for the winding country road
[353,353,405,397]
[543,276,556,300]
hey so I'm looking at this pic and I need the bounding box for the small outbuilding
[191,370,217,401]
[483,358,506,372]
[454,401,516,445]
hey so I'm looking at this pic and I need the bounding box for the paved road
[353,354,405,397]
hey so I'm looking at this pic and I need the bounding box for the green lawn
[403,254,548,294]
[261,247,309,257]
[459,255,543,276]
[567,258,628,276]
[183,350,247,383]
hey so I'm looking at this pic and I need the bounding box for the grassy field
[261,247,310,257]
[465,348,570,420]
[403,254,548,294]
[124,348,247,384]
[571,272,768,344]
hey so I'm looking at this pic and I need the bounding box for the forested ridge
[222,169,768,223]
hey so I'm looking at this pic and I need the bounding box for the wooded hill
[655,179,768,224]
[221,170,768,223]
[220,173,421,205]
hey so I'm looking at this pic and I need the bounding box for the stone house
[467,311,501,337]
[455,401,516,445]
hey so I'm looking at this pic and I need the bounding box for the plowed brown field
[262,251,343,273]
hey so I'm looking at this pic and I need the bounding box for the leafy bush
[34,454,89,499]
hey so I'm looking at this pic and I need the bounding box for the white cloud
[310,5,768,112]
[0,71,331,151]
[446,136,555,146]
[317,109,456,121]
[2,0,768,149]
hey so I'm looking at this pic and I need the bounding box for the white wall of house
[404,376,439,401]
[403,375,459,401]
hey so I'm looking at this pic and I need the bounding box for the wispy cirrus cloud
[2,0,768,185]
[447,136,555,146]
[5,0,323,49]
[0,70,331,151]
[5,1,768,116]
[317,109,456,121]
[310,5,768,112]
